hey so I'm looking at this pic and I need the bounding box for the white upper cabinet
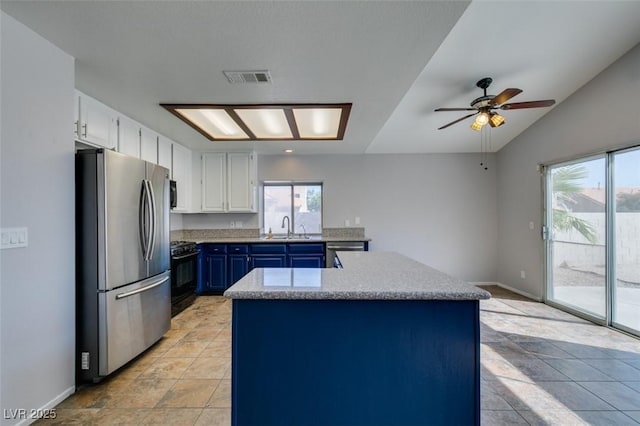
[201,152,256,213]
[140,126,159,164]
[227,152,256,212]
[202,152,226,212]
[75,91,117,149]
[117,115,141,158]
[157,135,173,174]
[172,143,192,212]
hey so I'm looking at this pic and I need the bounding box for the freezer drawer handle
[115,276,169,300]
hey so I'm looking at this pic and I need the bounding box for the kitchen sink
[263,235,314,240]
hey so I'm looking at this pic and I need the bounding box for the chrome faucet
[281,215,291,238]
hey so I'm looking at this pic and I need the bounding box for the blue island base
[231,299,481,426]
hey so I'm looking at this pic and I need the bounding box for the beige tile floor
[37,285,640,425]
[36,296,232,426]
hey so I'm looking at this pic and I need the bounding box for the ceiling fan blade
[437,112,478,130]
[500,99,556,110]
[435,107,477,112]
[489,88,522,106]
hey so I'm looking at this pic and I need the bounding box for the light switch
[355,217,361,225]
[1,227,28,249]
[529,221,535,230]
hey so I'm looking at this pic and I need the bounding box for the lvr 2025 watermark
[3,408,57,420]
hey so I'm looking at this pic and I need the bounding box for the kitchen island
[224,252,490,426]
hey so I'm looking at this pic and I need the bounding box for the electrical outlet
[529,221,534,230]
[520,270,526,279]
[344,219,350,227]
[1,227,28,249]
[355,217,360,225]
[81,352,90,370]
[229,221,235,229]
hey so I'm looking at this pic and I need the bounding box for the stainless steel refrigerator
[76,149,170,383]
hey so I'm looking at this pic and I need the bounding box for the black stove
[170,240,198,256]
[170,241,199,316]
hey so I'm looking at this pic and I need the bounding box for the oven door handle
[171,250,200,261]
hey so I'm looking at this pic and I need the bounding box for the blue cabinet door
[229,255,250,285]
[201,254,227,293]
[251,254,287,268]
[289,254,325,268]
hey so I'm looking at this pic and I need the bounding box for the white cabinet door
[117,116,141,158]
[227,152,256,212]
[140,126,158,164]
[76,91,117,149]
[171,143,192,212]
[201,152,226,212]
[157,136,172,174]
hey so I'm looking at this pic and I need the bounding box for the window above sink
[263,182,323,237]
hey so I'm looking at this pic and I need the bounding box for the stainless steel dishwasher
[325,241,366,268]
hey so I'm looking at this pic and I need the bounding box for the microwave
[170,180,177,209]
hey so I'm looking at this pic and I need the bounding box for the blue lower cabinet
[250,244,288,268]
[229,255,250,285]
[250,243,287,254]
[251,254,287,268]
[289,254,325,268]
[200,253,227,293]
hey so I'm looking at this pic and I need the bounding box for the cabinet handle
[74,120,79,136]
[82,122,87,138]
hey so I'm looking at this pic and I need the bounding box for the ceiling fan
[435,77,555,131]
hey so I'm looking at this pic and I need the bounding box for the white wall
[496,42,640,299]
[258,154,498,281]
[177,153,499,281]
[0,12,75,424]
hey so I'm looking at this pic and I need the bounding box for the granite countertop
[224,251,491,301]
[186,236,371,244]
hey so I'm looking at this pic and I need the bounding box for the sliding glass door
[545,146,640,336]
[612,148,640,334]
[546,157,607,320]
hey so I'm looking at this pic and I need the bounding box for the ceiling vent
[223,70,271,84]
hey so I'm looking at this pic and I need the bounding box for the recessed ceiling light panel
[234,108,292,139]
[161,103,352,141]
[175,108,249,139]
[293,108,342,139]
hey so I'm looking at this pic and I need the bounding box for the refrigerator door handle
[115,276,169,300]
[143,180,154,261]
[139,180,149,260]
[146,179,157,260]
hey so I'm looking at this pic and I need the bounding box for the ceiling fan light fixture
[475,112,489,126]
[470,121,483,131]
[489,112,505,128]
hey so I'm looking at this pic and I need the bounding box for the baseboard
[14,385,75,426]
[495,282,543,302]
[470,281,543,302]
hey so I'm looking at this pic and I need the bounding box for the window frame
[262,181,324,236]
